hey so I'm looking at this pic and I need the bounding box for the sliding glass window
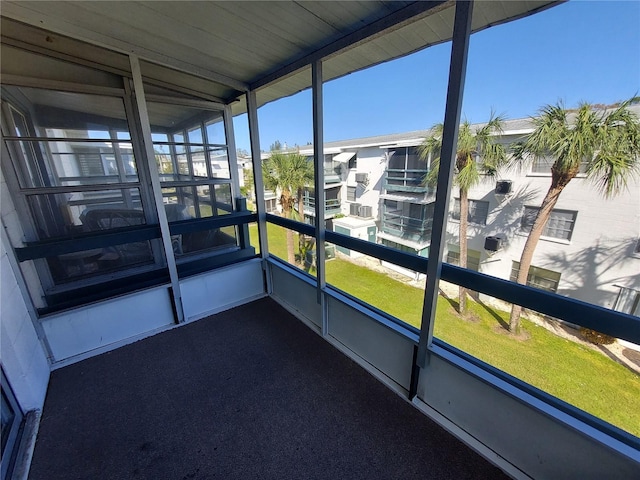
[145,100,239,266]
[1,85,163,312]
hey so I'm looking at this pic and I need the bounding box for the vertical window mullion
[200,120,218,215]
[129,54,184,323]
[417,0,474,368]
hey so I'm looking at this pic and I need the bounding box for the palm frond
[419,115,507,188]
[513,98,640,197]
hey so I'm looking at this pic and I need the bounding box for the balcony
[303,197,342,217]
[324,168,342,184]
[27,297,508,480]
[384,169,430,193]
[381,211,433,243]
[2,3,640,479]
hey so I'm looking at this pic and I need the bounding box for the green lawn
[249,224,640,437]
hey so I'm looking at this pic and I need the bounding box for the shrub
[580,328,616,345]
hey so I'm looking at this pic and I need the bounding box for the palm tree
[263,151,314,264]
[419,113,507,315]
[508,99,640,333]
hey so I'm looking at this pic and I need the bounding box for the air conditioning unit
[484,236,502,252]
[350,203,361,216]
[358,205,372,218]
[355,173,368,183]
[305,245,336,267]
[325,244,336,260]
[495,180,512,195]
[305,250,315,268]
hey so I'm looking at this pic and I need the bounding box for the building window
[510,261,561,293]
[446,246,481,271]
[613,286,640,316]
[386,147,427,193]
[323,154,341,179]
[347,186,357,202]
[1,86,158,290]
[521,207,577,241]
[381,199,433,243]
[348,155,357,170]
[265,198,277,213]
[148,101,237,261]
[380,238,416,255]
[531,156,587,174]
[1,83,245,313]
[531,156,554,173]
[452,199,489,225]
[388,147,423,170]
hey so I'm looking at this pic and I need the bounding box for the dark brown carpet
[29,297,509,480]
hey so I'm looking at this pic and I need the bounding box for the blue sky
[234,1,640,152]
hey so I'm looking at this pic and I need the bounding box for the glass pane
[206,116,226,145]
[162,183,232,219]
[318,38,450,257]
[173,226,237,257]
[438,0,640,323]
[148,102,228,181]
[47,242,154,284]
[4,140,138,186]
[434,286,640,438]
[2,86,135,188]
[212,183,233,213]
[208,147,230,179]
[267,223,317,276]
[187,126,203,144]
[326,253,423,329]
[25,189,143,240]
[248,222,261,256]
[258,68,314,221]
[426,0,640,441]
[2,86,131,140]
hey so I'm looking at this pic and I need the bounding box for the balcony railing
[384,169,429,193]
[324,167,342,183]
[303,197,342,216]
[381,211,432,242]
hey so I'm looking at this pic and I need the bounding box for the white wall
[343,147,387,219]
[445,168,640,312]
[1,178,50,411]
[40,286,176,362]
[181,258,266,321]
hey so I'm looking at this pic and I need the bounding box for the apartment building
[295,110,640,315]
[1,2,638,479]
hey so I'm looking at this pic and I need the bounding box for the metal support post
[246,91,272,293]
[129,55,185,323]
[417,0,474,367]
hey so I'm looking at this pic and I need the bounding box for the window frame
[451,198,490,225]
[147,98,240,263]
[446,245,481,271]
[520,206,577,241]
[510,261,562,293]
[1,369,23,480]
[1,79,252,313]
[613,286,640,316]
[0,84,163,295]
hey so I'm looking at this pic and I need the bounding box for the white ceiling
[1,1,561,113]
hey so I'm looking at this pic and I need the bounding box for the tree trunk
[297,188,306,265]
[280,190,296,265]
[508,181,569,333]
[285,227,295,265]
[458,187,469,315]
